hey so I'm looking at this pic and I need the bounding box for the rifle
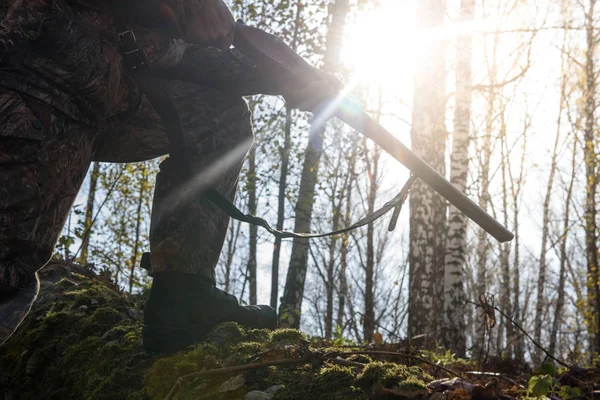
[233,21,514,243]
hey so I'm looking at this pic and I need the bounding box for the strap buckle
[118,30,139,55]
[117,29,148,71]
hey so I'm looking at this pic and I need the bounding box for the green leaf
[539,362,558,377]
[528,375,552,398]
[558,385,582,400]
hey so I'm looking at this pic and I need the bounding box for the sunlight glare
[341,0,500,91]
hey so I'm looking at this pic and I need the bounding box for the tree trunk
[583,0,600,358]
[507,114,528,361]
[79,162,100,265]
[279,0,350,328]
[408,0,448,340]
[534,35,567,363]
[247,142,258,305]
[337,141,358,334]
[325,197,341,339]
[549,137,576,357]
[363,142,381,343]
[129,165,147,294]
[270,0,303,310]
[495,112,513,357]
[270,108,292,309]
[441,0,473,357]
[363,90,384,343]
[473,44,498,357]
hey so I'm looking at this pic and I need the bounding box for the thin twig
[165,356,309,400]
[465,299,581,375]
[314,353,366,368]
[465,371,524,387]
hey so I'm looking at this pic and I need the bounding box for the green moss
[89,307,123,326]
[356,361,432,389]
[347,354,373,364]
[0,271,149,400]
[269,363,364,400]
[245,328,271,343]
[269,329,308,345]
[0,262,440,400]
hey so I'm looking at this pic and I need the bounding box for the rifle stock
[233,22,514,243]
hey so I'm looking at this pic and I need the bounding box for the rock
[73,305,88,317]
[100,327,124,341]
[428,377,477,393]
[126,307,143,320]
[219,374,245,392]
[25,351,40,376]
[245,390,274,400]
[265,385,284,394]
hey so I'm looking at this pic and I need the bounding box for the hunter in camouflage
[0,0,336,350]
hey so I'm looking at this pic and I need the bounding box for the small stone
[91,298,98,306]
[100,340,122,357]
[428,378,476,393]
[74,305,88,317]
[219,374,245,392]
[25,351,39,376]
[265,385,284,395]
[126,308,143,320]
[101,328,123,341]
[244,391,274,400]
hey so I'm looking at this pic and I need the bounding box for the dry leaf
[373,332,383,345]
[219,374,245,392]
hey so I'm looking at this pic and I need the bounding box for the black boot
[142,271,277,353]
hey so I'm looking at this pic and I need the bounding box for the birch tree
[441,0,474,356]
[408,0,448,339]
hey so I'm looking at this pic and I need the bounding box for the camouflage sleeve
[1,1,132,118]
[161,45,286,97]
[0,0,53,58]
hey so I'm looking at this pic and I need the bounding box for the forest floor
[0,261,598,400]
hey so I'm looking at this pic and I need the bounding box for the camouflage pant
[0,79,252,289]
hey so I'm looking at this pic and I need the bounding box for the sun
[341,1,419,93]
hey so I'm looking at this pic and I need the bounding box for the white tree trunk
[441,0,474,356]
[408,0,448,339]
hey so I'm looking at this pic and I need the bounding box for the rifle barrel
[331,98,514,243]
[233,21,514,243]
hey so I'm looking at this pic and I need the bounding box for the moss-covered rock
[0,262,434,400]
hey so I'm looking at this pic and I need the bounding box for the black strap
[204,176,416,239]
[115,22,415,240]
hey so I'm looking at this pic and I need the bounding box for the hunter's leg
[148,82,253,283]
[96,81,253,281]
[0,90,96,343]
[129,81,277,352]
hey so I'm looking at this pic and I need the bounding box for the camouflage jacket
[0,0,280,126]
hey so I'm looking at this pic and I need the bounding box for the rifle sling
[115,22,414,240]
